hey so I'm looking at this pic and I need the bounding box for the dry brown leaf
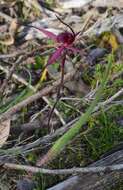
[0,19,17,46]
[0,33,14,46]
[9,19,18,35]
[0,120,10,148]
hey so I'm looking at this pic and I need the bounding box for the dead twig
[0,11,13,22]
[0,64,36,92]
[4,162,123,175]
[0,57,23,95]
[0,117,78,156]
[94,88,123,112]
[0,51,26,59]
[0,70,76,122]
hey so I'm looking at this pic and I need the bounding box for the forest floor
[0,0,123,189]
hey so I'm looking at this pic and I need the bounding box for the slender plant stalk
[47,55,66,126]
[37,54,113,166]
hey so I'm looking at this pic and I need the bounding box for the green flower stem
[39,54,113,165]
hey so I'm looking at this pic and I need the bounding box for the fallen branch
[4,162,123,175]
[0,70,76,122]
[47,148,123,190]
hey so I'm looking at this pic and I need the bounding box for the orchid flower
[29,16,82,125]
[29,16,81,67]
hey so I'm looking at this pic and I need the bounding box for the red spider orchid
[28,16,81,125]
[29,16,81,68]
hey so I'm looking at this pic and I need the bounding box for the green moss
[82,105,123,160]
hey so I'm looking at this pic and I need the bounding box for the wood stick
[0,70,76,122]
[3,162,123,175]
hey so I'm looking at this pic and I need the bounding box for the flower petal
[29,25,57,41]
[47,46,64,65]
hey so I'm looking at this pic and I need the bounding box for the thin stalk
[47,55,66,126]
